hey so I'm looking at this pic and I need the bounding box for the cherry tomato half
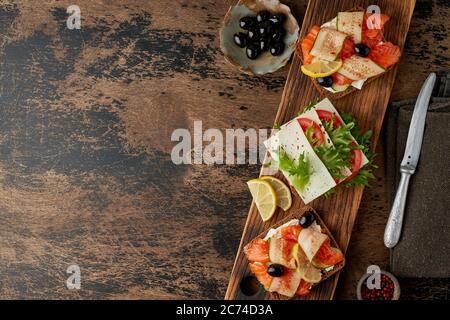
[315,109,344,129]
[297,118,325,146]
[316,111,363,179]
[350,148,363,176]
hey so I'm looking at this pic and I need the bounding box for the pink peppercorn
[361,274,395,300]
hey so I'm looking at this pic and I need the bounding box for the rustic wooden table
[0,0,448,299]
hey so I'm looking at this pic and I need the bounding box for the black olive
[299,212,316,228]
[269,41,284,56]
[256,10,270,23]
[247,27,259,41]
[268,13,286,26]
[317,76,333,88]
[258,20,273,38]
[270,28,285,42]
[239,16,256,30]
[355,43,370,57]
[233,32,248,48]
[255,38,270,52]
[267,264,284,277]
[246,43,260,59]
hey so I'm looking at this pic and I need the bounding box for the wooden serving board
[225,0,415,300]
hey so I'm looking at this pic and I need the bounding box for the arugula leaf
[299,98,320,115]
[269,148,313,192]
[323,188,336,198]
[304,125,319,146]
[314,144,348,180]
[317,112,377,187]
[322,115,336,133]
[340,112,356,126]
[273,123,281,130]
[339,112,377,187]
[266,109,377,194]
[328,122,356,150]
[342,113,373,152]
[297,116,350,181]
[343,162,376,187]
[289,153,313,192]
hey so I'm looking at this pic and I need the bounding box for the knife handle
[384,171,412,248]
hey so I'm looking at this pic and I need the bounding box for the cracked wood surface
[0,0,448,299]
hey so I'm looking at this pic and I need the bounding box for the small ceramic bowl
[357,270,401,300]
[220,0,300,75]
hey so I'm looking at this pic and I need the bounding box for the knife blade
[400,73,437,170]
[384,73,436,249]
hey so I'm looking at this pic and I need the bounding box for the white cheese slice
[312,98,369,166]
[264,120,336,204]
[310,220,322,233]
[264,220,322,241]
[298,109,334,148]
[322,76,368,93]
[321,17,337,29]
[351,79,366,89]
[264,219,299,241]
[324,266,334,272]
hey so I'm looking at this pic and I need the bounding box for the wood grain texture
[0,0,448,300]
[226,0,416,300]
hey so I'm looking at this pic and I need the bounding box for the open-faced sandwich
[244,207,344,298]
[299,8,401,97]
[264,98,376,204]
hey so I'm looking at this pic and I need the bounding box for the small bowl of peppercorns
[357,270,401,300]
[220,0,299,75]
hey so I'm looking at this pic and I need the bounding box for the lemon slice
[260,176,292,211]
[247,179,277,222]
[301,59,343,78]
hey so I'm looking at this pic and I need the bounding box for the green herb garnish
[269,148,313,192]
[301,117,350,181]
[273,123,281,130]
[328,122,356,151]
[335,113,377,187]
[343,156,377,187]
[304,125,319,146]
[314,144,348,180]
[299,98,320,115]
[323,188,337,198]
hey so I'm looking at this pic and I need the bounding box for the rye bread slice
[246,205,345,299]
[297,6,395,100]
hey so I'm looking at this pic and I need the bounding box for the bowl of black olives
[220,0,299,75]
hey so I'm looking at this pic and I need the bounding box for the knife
[384,73,436,249]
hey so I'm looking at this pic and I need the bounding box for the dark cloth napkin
[385,73,450,278]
